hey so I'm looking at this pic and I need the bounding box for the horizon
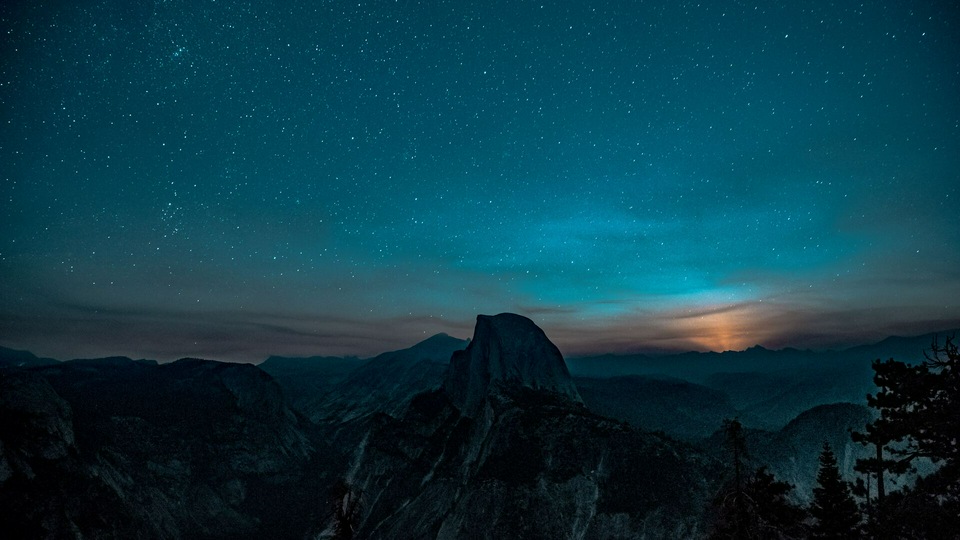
[2,1,958,362]
[3,317,956,365]
[2,306,958,363]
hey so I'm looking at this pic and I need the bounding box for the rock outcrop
[444,313,581,417]
[341,313,713,539]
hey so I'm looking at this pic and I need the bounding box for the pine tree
[850,335,960,537]
[851,358,917,508]
[709,419,807,539]
[855,337,960,475]
[810,442,860,538]
[748,467,808,539]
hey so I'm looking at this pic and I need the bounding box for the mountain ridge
[4,328,954,374]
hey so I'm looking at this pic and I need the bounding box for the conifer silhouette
[810,442,860,538]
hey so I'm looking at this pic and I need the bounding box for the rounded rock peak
[443,313,581,416]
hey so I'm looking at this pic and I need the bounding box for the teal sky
[2,0,958,361]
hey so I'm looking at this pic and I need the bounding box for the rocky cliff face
[747,402,876,504]
[0,371,76,481]
[341,313,713,539]
[444,313,582,417]
[0,358,329,539]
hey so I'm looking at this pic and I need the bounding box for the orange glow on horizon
[677,305,764,352]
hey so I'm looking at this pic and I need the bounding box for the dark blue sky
[2,0,958,361]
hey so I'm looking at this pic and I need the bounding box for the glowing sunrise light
[672,303,767,353]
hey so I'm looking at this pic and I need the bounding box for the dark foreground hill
[0,358,335,539]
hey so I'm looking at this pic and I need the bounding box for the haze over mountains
[0,317,954,538]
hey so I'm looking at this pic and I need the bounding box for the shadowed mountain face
[258,353,365,423]
[444,313,582,418]
[333,332,468,419]
[0,359,331,539]
[344,313,714,539]
[574,375,737,441]
[258,354,362,405]
[702,402,877,504]
[297,332,468,424]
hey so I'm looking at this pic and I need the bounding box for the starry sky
[2,0,959,362]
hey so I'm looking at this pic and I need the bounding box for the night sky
[2,0,958,362]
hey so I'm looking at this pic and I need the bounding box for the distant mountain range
[566,330,957,381]
[568,329,956,429]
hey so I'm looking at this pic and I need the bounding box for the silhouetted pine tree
[709,419,807,539]
[851,335,960,537]
[810,442,860,538]
[850,359,914,507]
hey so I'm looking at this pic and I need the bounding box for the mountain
[306,332,468,424]
[703,402,875,504]
[338,313,715,539]
[700,366,877,430]
[760,402,876,503]
[258,354,361,384]
[574,375,737,441]
[444,313,581,417]
[568,330,958,431]
[567,330,956,382]
[3,324,953,537]
[257,354,364,416]
[0,358,330,539]
[566,345,820,382]
[0,346,59,368]
[844,332,957,366]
